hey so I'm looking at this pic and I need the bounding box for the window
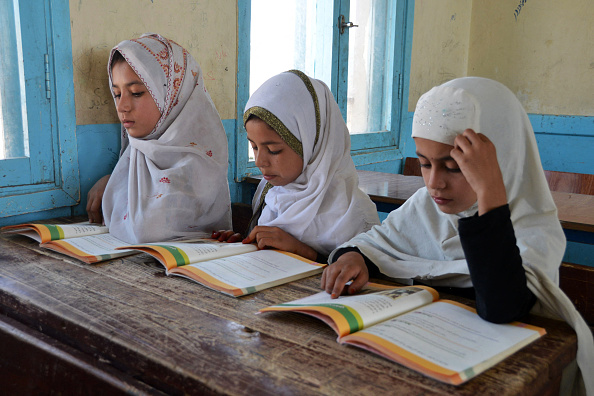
[0,0,78,220]
[237,0,413,178]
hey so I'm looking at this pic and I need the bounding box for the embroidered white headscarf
[245,71,380,256]
[102,33,231,244]
[331,77,593,395]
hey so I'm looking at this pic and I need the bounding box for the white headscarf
[102,33,231,244]
[245,71,380,256]
[331,77,593,395]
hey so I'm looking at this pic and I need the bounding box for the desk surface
[248,170,594,233]
[0,229,577,395]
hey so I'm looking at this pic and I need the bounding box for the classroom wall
[409,0,594,116]
[405,0,594,175]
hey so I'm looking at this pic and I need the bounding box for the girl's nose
[427,168,446,190]
[254,151,268,168]
[116,95,130,113]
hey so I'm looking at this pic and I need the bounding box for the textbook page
[261,286,438,337]
[122,241,259,270]
[169,249,325,296]
[341,300,545,384]
[2,222,108,243]
[45,233,133,256]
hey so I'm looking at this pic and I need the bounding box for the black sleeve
[315,252,329,264]
[331,247,382,277]
[458,204,536,323]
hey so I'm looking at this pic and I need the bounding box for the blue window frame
[0,0,79,220]
[236,0,414,180]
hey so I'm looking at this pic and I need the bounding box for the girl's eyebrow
[247,138,284,145]
[112,81,144,89]
[416,152,454,162]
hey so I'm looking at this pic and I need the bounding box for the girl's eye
[113,93,121,99]
[446,167,462,173]
[132,92,144,97]
[419,163,430,168]
[268,149,281,155]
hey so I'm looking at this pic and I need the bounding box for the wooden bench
[544,170,594,195]
[543,169,594,326]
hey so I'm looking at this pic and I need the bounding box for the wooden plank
[544,170,594,195]
[560,262,594,326]
[0,314,162,395]
[551,191,594,234]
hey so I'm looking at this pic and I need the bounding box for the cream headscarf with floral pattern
[102,33,231,243]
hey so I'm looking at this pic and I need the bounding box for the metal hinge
[44,54,51,99]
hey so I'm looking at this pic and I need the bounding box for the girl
[215,70,380,262]
[87,34,231,243]
[322,77,593,395]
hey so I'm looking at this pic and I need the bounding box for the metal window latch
[339,15,358,34]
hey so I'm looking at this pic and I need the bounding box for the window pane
[346,0,394,134]
[250,0,333,94]
[0,0,29,159]
[249,0,333,160]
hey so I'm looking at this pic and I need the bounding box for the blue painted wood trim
[49,0,79,201]
[236,0,250,182]
[564,241,594,268]
[528,114,594,136]
[396,1,416,162]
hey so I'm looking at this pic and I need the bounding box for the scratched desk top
[0,224,577,395]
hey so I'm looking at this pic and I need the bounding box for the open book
[1,222,138,263]
[259,284,545,385]
[117,241,326,297]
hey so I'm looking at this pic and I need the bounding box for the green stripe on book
[461,367,475,380]
[45,224,63,241]
[245,286,257,294]
[280,303,362,333]
[160,245,189,266]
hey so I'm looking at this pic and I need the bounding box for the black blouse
[332,204,536,323]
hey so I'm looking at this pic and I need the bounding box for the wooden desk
[247,170,594,241]
[0,229,577,395]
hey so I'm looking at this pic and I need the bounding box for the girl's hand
[211,230,243,243]
[87,175,111,224]
[320,252,369,298]
[243,226,318,261]
[451,129,507,215]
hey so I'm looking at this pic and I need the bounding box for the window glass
[238,0,410,178]
[346,0,394,134]
[0,0,28,159]
[250,0,333,95]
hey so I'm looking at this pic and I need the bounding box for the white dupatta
[245,71,380,256]
[331,77,593,395]
[102,34,231,243]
